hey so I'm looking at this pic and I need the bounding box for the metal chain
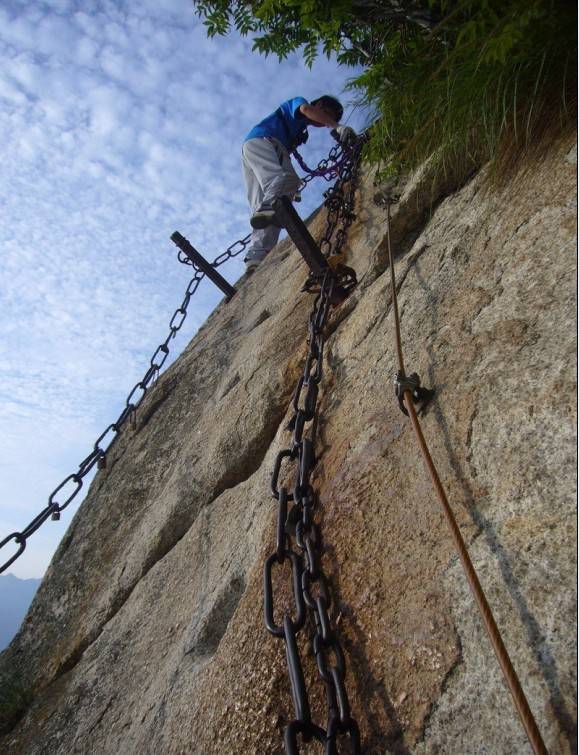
[176,233,251,268]
[0,265,202,573]
[264,138,364,753]
[0,140,359,576]
[318,141,363,260]
[0,235,255,573]
[292,142,353,187]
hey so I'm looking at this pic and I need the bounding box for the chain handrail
[0,139,361,575]
[264,136,365,753]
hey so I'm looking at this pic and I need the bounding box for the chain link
[264,136,365,753]
[0,139,360,575]
[177,233,251,269]
[292,141,352,188]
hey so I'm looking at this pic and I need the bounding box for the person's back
[245,97,310,152]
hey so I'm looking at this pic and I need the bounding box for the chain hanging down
[264,138,365,754]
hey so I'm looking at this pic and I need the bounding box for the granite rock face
[0,133,576,754]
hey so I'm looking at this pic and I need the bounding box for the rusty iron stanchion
[171,231,237,301]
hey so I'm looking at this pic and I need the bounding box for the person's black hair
[311,95,343,122]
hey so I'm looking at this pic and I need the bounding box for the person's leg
[260,139,301,208]
[242,139,294,269]
[243,138,301,217]
[244,226,282,270]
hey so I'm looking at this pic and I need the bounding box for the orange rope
[385,202,548,755]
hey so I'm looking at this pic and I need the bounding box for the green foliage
[0,671,33,735]
[192,1,576,180]
[192,1,425,66]
[356,0,576,181]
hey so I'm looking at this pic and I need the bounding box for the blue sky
[0,0,368,578]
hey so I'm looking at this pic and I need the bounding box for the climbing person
[242,95,357,274]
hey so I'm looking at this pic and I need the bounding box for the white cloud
[0,76,26,105]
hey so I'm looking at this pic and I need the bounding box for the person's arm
[299,102,339,128]
[298,101,357,144]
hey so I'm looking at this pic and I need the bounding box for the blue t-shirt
[245,97,308,151]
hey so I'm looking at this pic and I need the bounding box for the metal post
[171,231,237,301]
[272,197,356,303]
[272,197,329,275]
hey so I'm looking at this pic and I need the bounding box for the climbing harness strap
[383,200,548,755]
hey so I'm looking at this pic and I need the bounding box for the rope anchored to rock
[381,198,548,755]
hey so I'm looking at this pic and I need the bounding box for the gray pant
[242,137,301,263]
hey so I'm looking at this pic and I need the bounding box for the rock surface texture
[1,132,576,755]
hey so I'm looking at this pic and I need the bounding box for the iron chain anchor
[395,370,435,416]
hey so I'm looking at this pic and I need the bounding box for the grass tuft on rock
[352,0,576,184]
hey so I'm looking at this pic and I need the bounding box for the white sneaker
[250,206,278,229]
[245,259,260,275]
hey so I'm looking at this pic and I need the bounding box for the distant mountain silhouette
[0,574,41,650]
